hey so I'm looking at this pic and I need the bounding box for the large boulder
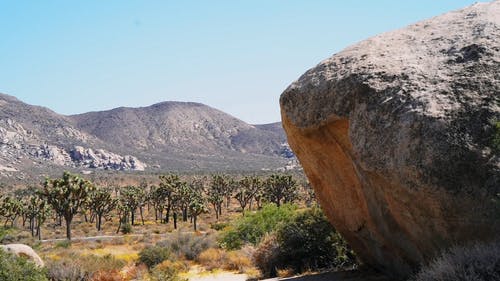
[0,244,44,267]
[280,1,500,278]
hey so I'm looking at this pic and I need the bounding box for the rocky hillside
[71,102,290,157]
[0,93,293,182]
[281,0,499,279]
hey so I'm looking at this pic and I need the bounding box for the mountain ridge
[0,93,294,183]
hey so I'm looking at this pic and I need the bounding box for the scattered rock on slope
[280,1,500,278]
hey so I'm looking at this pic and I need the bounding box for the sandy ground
[187,270,395,281]
[188,272,248,281]
[276,270,395,281]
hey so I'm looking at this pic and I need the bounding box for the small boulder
[0,244,44,267]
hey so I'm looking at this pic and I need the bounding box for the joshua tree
[264,174,298,207]
[189,189,207,231]
[0,195,23,227]
[148,185,167,222]
[206,174,229,220]
[88,187,116,231]
[25,194,51,240]
[120,185,146,225]
[235,176,261,214]
[41,172,95,240]
[158,174,183,224]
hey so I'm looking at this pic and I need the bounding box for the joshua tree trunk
[140,207,145,225]
[65,216,72,240]
[165,207,170,223]
[97,214,102,231]
[182,208,188,222]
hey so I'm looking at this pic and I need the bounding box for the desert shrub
[121,223,133,234]
[276,268,295,278]
[90,270,124,281]
[224,250,253,272]
[138,245,171,268]
[157,231,215,260]
[0,248,48,281]
[275,207,356,271]
[149,260,187,281]
[198,247,253,273]
[411,241,500,281]
[197,248,226,270]
[253,234,281,277]
[254,207,357,278]
[210,222,229,231]
[120,264,148,281]
[0,226,14,243]
[219,203,297,249]
[0,226,7,240]
[82,254,126,275]
[492,121,500,152]
[46,259,89,281]
[55,240,71,249]
[47,252,125,280]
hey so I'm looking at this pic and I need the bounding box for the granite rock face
[280,1,500,278]
[70,146,146,171]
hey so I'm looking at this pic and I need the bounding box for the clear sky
[0,1,486,124]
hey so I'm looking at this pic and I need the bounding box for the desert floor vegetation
[0,171,355,280]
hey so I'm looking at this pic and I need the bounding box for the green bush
[492,121,500,152]
[411,241,500,281]
[0,226,10,241]
[210,222,229,231]
[55,240,71,249]
[276,207,356,271]
[139,245,171,268]
[121,223,133,234]
[0,248,48,281]
[157,231,214,260]
[254,207,357,278]
[219,203,297,249]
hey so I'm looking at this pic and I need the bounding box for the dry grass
[411,241,500,281]
[197,247,257,275]
[277,268,295,278]
[90,270,124,281]
[197,248,226,270]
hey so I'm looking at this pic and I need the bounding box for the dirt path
[188,272,249,281]
[273,270,395,281]
[40,231,205,243]
[40,234,153,243]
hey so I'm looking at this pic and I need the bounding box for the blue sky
[0,1,485,124]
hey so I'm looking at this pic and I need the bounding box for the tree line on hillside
[0,172,313,240]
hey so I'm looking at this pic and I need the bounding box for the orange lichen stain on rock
[281,113,370,247]
[281,112,460,274]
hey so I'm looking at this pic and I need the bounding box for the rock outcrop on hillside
[70,146,146,171]
[280,1,500,278]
